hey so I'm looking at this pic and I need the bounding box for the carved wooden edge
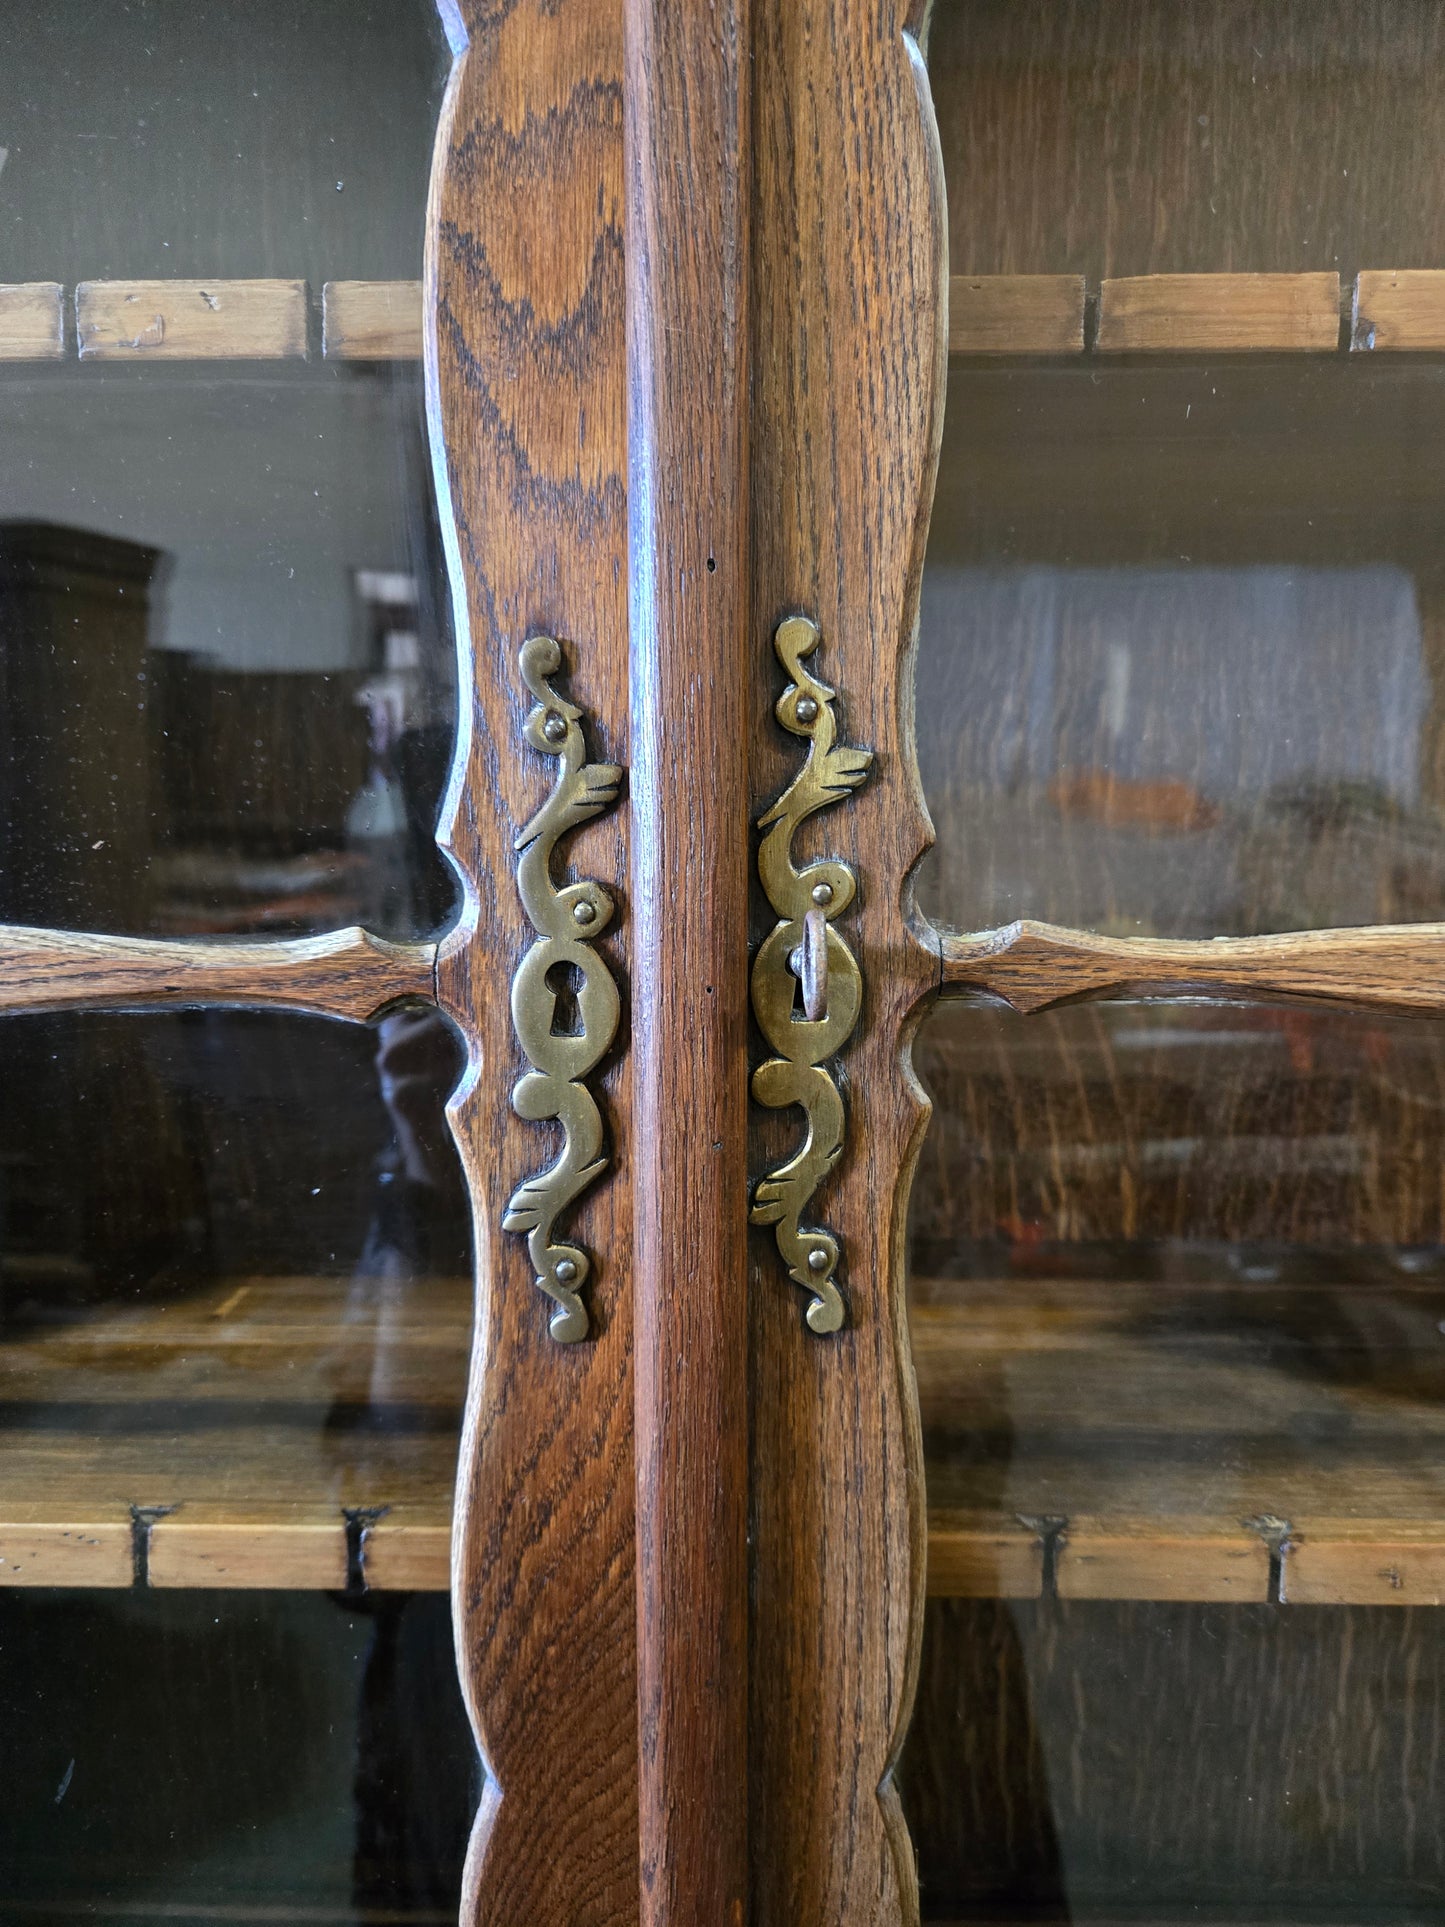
[0,923,433,1022]
[937,917,1445,1015]
[428,4,638,1923]
[748,0,944,1920]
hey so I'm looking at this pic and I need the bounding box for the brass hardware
[750,615,872,1334]
[503,635,623,1344]
[789,907,829,1024]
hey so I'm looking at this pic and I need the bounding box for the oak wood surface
[1353,268,1445,350]
[748,1,944,1921]
[1097,273,1340,353]
[948,275,1084,355]
[626,3,752,1922]
[428,4,638,1923]
[0,923,434,1022]
[75,279,308,359]
[0,283,64,360]
[323,279,424,358]
[938,917,1445,1014]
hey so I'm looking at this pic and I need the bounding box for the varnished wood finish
[949,274,1084,355]
[323,279,424,359]
[749,0,944,1920]
[75,279,308,359]
[0,283,63,360]
[1353,269,1445,350]
[0,923,433,1021]
[428,4,638,1923]
[1097,273,1340,353]
[939,917,1445,1014]
[626,3,751,1920]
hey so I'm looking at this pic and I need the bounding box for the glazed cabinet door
[773,4,1445,1925]
[0,6,493,1917]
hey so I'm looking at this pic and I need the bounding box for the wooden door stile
[748,2,946,1923]
[429,3,638,1924]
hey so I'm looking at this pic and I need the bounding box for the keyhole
[790,962,809,1022]
[546,959,586,1036]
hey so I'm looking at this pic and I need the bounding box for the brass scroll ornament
[751,616,872,1334]
[503,636,623,1343]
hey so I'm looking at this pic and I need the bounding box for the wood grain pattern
[428,3,638,1922]
[1352,269,1445,350]
[0,923,433,1021]
[0,283,64,360]
[939,916,1445,1014]
[949,274,1084,355]
[0,1522,131,1587]
[75,279,308,359]
[323,279,424,358]
[626,4,751,1921]
[748,0,944,1921]
[1097,273,1340,353]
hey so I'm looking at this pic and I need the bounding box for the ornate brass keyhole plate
[503,635,624,1343]
[750,615,872,1334]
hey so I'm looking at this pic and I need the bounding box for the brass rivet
[795,695,820,723]
[542,712,567,743]
[811,881,834,907]
[573,900,597,926]
[807,1247,830,1273]
[555,1258,579,1284]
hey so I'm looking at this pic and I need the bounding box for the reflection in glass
[0,0,456,940]
[0,4,471,1913]
[903,995,1445,1921]
[916,359,1445,938]
[0,1005,472,1916]
[0,1589,476,1919]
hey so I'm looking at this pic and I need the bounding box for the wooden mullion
[626,0,753,1919]
[0,923,433,1022]
[937,917,1445,1015]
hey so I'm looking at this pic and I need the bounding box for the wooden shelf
[916,1274,1445,1605]
[948,269,1445,356]
[0,279,422,362]
[12,272,1445,362]
[0,1273,465,1590]
[22,1264,1439,1605]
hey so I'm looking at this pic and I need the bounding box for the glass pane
[0,1005,472,1913]
[0,6,473,1917]
[918,0,1445,939]
[0,0,456,940]
[1,1590,476,1922]
[903,993,1445,1921]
